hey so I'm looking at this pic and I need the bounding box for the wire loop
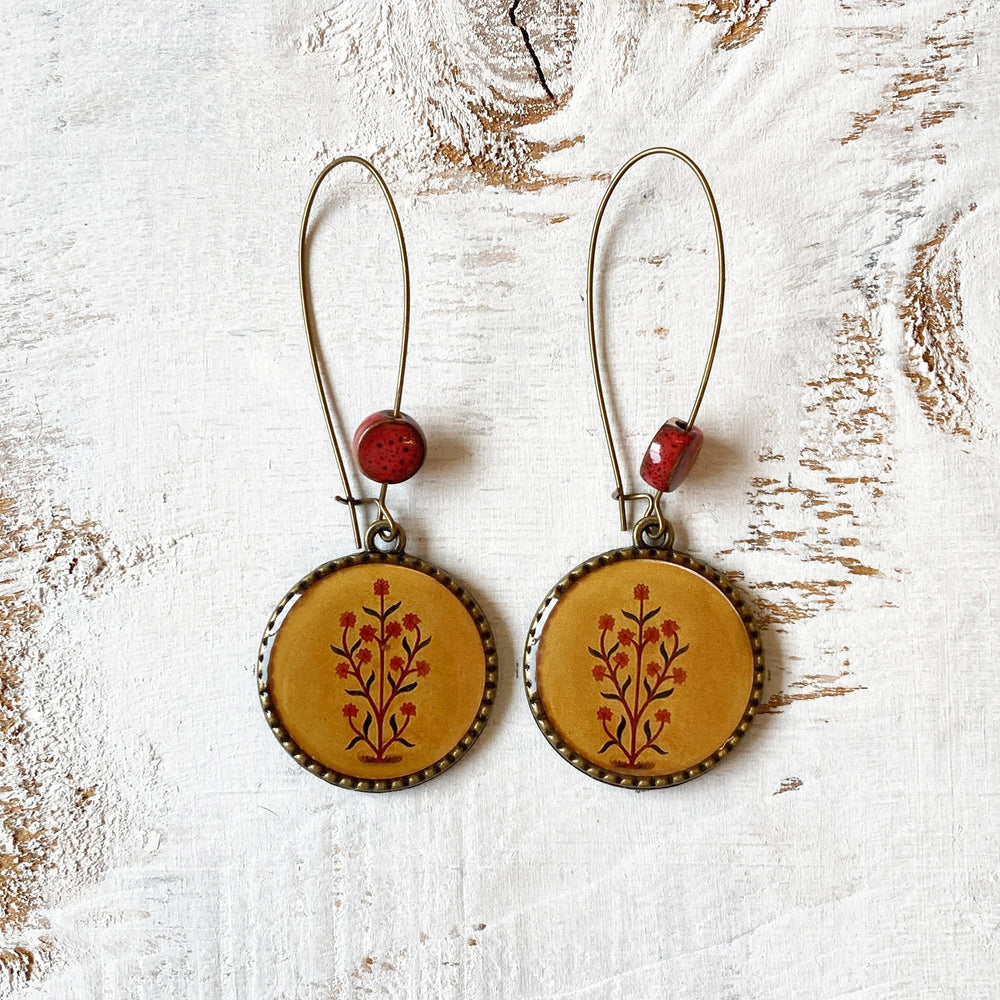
[586,147,725,540]
[298,155,411,548]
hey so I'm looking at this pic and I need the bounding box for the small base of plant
[610,759,657,770]
[358,754,403,764]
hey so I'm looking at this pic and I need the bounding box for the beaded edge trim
[523,546,765,789]
[258,551,498,792]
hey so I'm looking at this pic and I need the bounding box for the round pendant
[259,551,497,791]
[524,546,763,788]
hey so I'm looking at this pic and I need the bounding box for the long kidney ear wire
[298,155,412,550]
[586,147,726,548]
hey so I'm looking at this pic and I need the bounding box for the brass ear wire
[298,155,412,548]
[586,147,726,543]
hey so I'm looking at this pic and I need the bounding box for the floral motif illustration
[588,583,689,768]
[330,578,432,763]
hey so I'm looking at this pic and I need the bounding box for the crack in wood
[509,0,555,100]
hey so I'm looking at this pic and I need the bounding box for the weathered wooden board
[3,1,998,996]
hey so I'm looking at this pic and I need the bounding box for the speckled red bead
[352,410,426,484]
[640,418,703,493]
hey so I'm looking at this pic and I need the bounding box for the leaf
[388,673,398,690]
[398,682,417,694]
[675,644,689,657]
[653,688,675,701]
[659,641,669,663]
[329,644,346,657]
[365,671,375,690]
[643,719,652,741]
[648,744,668,755]
[344,689,366,697]
[644,678,652,698]
[350,638,361,654]
[390,715,398,735]
[607,642,620,657]
[397,737,415,748]
[622,610,640,624]
[417,635,432,651]
[362,711,372,736]
[587,646,604,660]
[345,736,363,750]
[402,636,412,656]
[385,601,401,616]
[362,605,380,619]
[621,675,632,695]
[598,740,615,754]
[644,605,661,624]
[601,691,621,701]
[615,716,626,742]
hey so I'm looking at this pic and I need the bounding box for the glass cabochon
[524,547,764,788]
[259,552,497,791]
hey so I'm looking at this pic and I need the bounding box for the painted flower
[389,656,404,672]
[342,704,359,718]
[359,624,377,642]
[416,660,430,677]
[403,613,421,631]
[646,663,659,677]
[661,619,679,638]
[655,708,671,723]
[356,648,373,664]
[336,662,350,679]
[617,628,635,647]
[598,614,615,631]
[634,583,650,600]
[613,651,629,668]
[339,611,356,629]
[592,665,605,681]
[400,702,417,717]
[671,667,687,685]
[643,627,660,644]
[373,579,390,596]
[597,706,613,721]
[385,620,402,639]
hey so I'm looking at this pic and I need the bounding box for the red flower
[661,619,679,638]
[597,706,613,721]
[634,583,650,600]
[592,665,605,681]
[400,702,416,717]
[336,662,350,679]
[598,614,615,631]
[339,611,356,629]
[643,627,660,644]
[655,708,671,723]
[613,651,629,668]
[385,620,402,639]
[671,667,687,685]
[389,656,404,671]
[342,704,359,718]
[403,613,421,631]
[373,579,390,596]
[359,624,377,642]
[646,663,659,677]
[617,629,635,647]
[416,660,430,677]
[356,648,373,664]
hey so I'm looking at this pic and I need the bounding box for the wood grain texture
[2,0,999,996]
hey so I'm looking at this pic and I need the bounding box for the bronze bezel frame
[523,545,764,789]
[259,550,498,792]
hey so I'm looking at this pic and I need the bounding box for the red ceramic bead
[352,410,426,484]
[640,418,703,493]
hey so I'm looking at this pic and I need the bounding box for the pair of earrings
[257,149,764,792]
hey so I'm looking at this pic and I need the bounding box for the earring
[523,148,764,788]
[258,156,497,792]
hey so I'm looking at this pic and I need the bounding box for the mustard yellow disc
[524,547,763,788]
[259,552,497,791]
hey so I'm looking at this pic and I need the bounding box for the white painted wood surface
[3,1,999,996]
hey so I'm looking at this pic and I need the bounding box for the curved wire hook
[298,155,411,548]
[586,147,726,534]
